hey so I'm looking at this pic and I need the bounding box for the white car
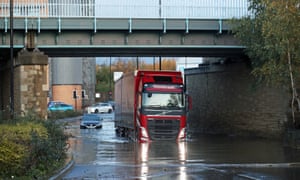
[86,103,113,114]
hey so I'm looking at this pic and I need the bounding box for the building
[49,57,96,110]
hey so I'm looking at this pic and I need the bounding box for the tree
[95,58,177,101]
[95,65,112,98]
[231,0,300,125]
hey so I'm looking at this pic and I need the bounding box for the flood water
[62,115,300,179]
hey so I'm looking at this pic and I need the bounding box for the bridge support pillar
[14,50,49,119]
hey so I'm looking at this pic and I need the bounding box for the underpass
[0,0,248,119]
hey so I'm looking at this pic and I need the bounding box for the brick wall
[49,57,96,110]
[185,61,289,139]
[52,85,82,110]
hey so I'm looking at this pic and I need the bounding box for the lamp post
[10,0,14,119]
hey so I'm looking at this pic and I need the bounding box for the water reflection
[138,143,149,180]
[187,135,300,164]
[63,118,300,179]
[178,142,187,180]
[136,141,187,179]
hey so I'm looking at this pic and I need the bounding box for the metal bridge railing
[0,0,250,19]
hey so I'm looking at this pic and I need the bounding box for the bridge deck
[0,1,249,58]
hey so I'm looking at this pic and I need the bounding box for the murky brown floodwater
[62,115,300,179]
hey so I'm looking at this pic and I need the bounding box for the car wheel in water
[108,109,112,113]
[95,109,99,113]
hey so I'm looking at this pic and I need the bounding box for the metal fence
[0,0,249,19]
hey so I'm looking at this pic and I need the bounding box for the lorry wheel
[120,129,126,137]
[116,127,121,136]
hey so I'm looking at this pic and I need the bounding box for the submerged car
[48,102,74,112]
[85,102,113,114]
[80,114,103,129]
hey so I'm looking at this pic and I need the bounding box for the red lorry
[114,70,190,142]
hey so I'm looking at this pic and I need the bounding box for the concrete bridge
[0,17,245,57]
[0,0,249,58]
[0,0,250,119]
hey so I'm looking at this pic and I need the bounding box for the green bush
[48,110,82,120]
[0,118,69,179]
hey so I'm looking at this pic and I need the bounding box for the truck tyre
[96,125,102,129]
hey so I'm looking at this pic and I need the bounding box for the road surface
[62,114,300,179]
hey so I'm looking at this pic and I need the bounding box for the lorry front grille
[147,119,180,140]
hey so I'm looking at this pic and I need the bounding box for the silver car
[86,102,113,114]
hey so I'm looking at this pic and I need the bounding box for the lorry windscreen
[142,92,185,115]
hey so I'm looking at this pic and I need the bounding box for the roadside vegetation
[231,0,300,127]
[0,114,69,179]
[48,110,82,120]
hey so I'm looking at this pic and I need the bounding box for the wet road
[62,114,300,179]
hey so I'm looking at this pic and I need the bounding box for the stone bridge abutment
[0,50,48,119]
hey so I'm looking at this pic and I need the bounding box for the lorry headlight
[140,127,149,138]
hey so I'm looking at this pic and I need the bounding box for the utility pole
[153,57,155,70]
[136,56,139,70]
[10,0,14,119]
[73,89,77,111]
[109,57,112,100]
[159,56,162,70]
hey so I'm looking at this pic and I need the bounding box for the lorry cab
[115,70,190,142]
[135,71,188,142]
